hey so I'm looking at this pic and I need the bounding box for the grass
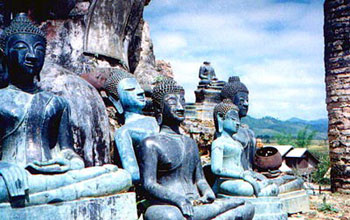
[317,196,339,214]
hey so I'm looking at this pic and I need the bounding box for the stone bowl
[254,147,282,171]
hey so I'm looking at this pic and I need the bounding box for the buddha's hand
[26,158,71,174]
[176,196,194,218]
[241,171,261,197]
[199,190,216,204]
[0,162,29,197]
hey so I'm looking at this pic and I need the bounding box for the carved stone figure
[220,76,256,169]
[211,100,303,197]
[139,78,255,220]
[104,70,159,183]
[199,61,217,85]
[0,13,131,207]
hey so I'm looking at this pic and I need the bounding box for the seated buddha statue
[211,100,303,197]
[104,70,159,183]
[0,13,131,207]
[198,61,225,88]
[220,76,256,170]
[139,78,255,220]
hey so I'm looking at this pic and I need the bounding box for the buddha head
[0,13,46,84]
[104,69,146,115]
[221,76,249,118]
[214,99,240,136]
[152,78,185,125]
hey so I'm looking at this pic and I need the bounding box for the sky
[144,0,326,121]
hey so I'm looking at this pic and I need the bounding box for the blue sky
[144,0,326,121]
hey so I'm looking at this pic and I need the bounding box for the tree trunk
[324,0,350,193]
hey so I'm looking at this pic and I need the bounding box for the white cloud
[154,33,188,53]
[145,0,326,120]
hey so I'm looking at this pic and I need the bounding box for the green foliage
[273,126,316,148]
[275,132,293,145]
[317,197,338,213]
[294,126,316,148]
[311,154,331,185]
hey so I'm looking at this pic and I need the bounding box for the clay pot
[254,147,282,171]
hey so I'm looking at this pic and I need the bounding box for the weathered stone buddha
[198,61,225,89]
[0,13,131,207]
[199,61,217,85]
[220,76,256,170]
[104,70,159,183]
[139,78,255,220]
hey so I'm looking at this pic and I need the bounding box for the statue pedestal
[0,192,138,220]
[186,86,223,121]
[218,194,288,220]
[279,190,310,214]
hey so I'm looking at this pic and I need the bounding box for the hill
[241,116,328,140]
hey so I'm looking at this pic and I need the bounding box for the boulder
[39,62,111,166]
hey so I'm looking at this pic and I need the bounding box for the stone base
[218,194,288,220]
[185,102,217,121]
[279,190,310,214]
[0,192,138,220]
[195,88,222,104]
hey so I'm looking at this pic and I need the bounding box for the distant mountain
[241,116,328,140]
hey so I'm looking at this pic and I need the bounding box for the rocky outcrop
[324,0,350,193]
[39,63,111,167]
[40,0,148,76]
[132,20,167,91]
[156,60,174,78]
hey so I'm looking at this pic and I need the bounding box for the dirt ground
[290,191,350,220]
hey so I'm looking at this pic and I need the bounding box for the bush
[311,154,331,185]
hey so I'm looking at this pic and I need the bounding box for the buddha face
[118,78,146,112]
[222,109,240,135]
[233,91,249,118]
[6,34,46,79]
[162,92,185,124]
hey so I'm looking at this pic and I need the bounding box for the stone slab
[279,190,310,214]
[218,194,288,220]
[0,192,138,220]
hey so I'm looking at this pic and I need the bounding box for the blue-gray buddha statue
[0,13,131,207]
[139,78,255,220]
[104,70,159,183]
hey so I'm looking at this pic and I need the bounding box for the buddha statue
[211,100,304,197]
[199,61,217,84]
[104,70,159,183]
[198,62,225,89]
[220,76,256,170]
[139,78,255,220]
[0,13,131,207]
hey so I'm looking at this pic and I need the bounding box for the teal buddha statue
[211,100,303,197]
[104,70,159,184]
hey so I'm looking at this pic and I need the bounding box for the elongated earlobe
[156,113,163,126]
[217,113,224,134]
[109,96,124,115]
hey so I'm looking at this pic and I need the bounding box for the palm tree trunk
[324,0,350,193]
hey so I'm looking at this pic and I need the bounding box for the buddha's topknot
[221,76,248,101]
[152,78,184,111]
[104,69,134,100]
[0,13,46,52]
[213,99,239,131]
